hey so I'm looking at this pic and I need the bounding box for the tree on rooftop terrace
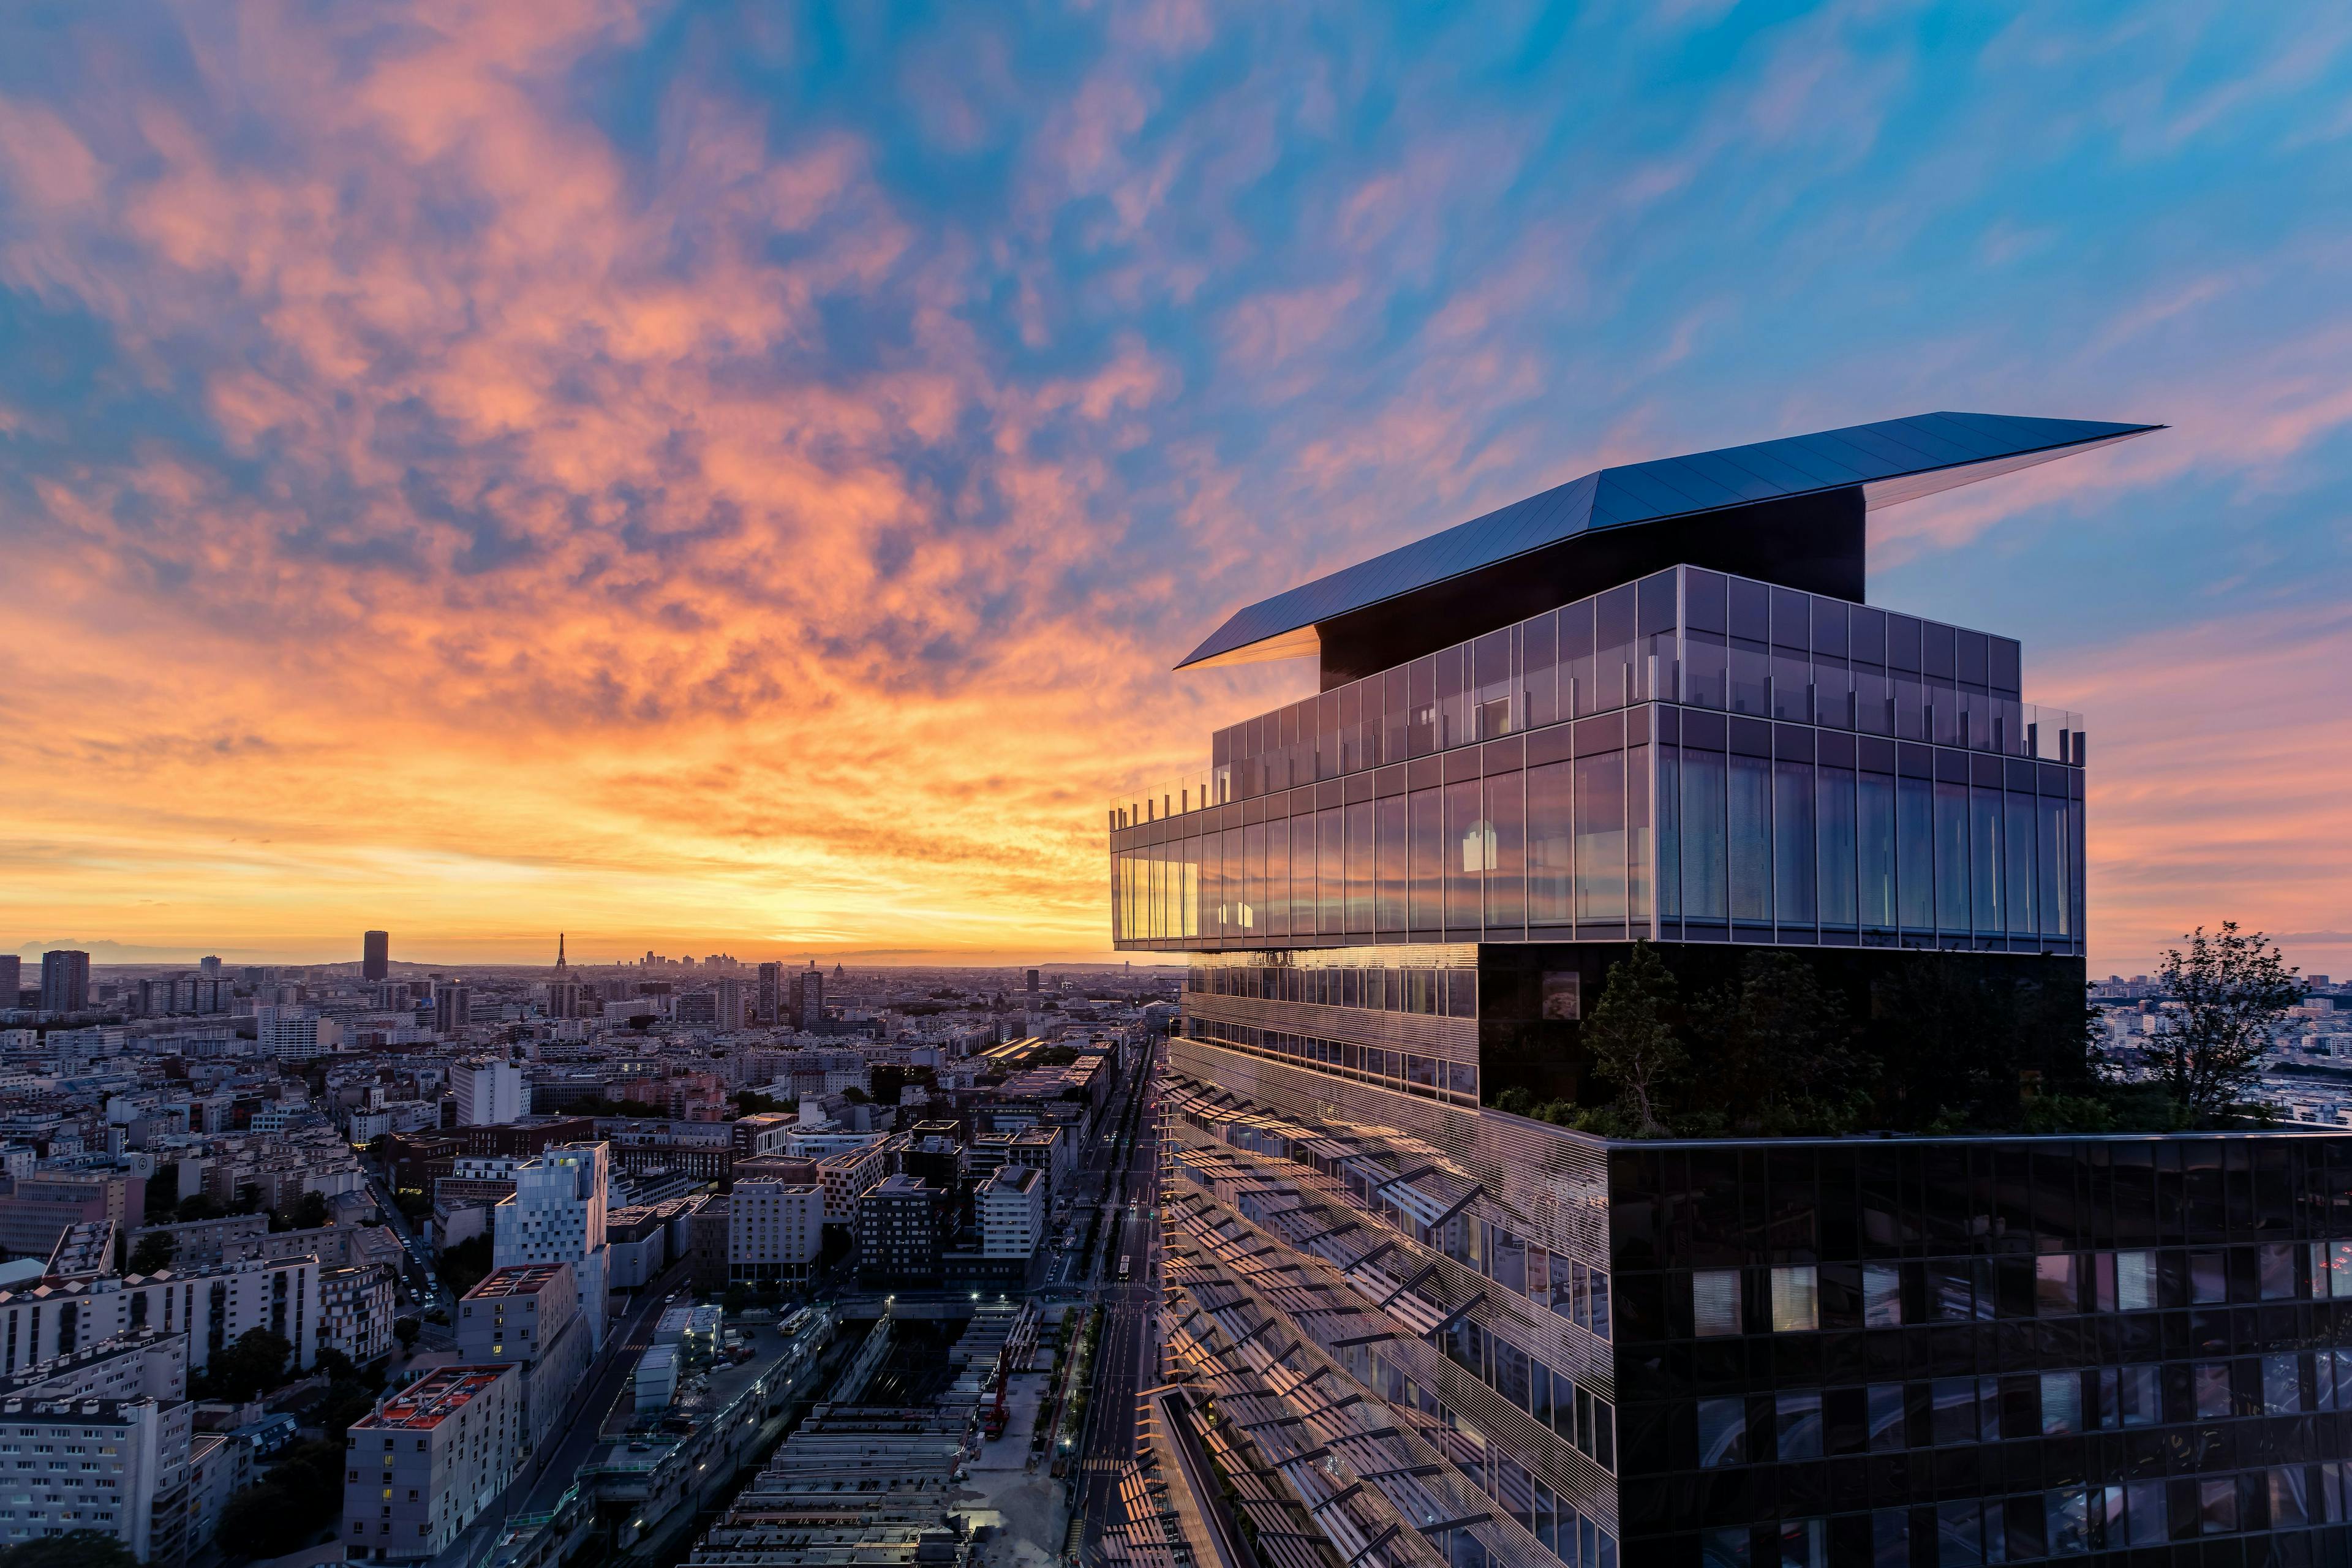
[1691,952,1878,1137]
[1869,957,2105,1131]
[1583,943,1686,1139]
[2149,924,2302,1124]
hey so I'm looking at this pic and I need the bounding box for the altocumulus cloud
[0,0,2347,967]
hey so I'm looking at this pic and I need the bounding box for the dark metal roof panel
[1671,450,1790,505]
[1176,412,2160,669]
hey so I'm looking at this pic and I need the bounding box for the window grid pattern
[1607,1136,2352,1562]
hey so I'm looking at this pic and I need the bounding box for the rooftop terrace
[356,1366,509,1430]
[466,1264,570,1299]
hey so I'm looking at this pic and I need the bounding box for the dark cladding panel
[1315,488,1867,688]
[1178,414,2160,674]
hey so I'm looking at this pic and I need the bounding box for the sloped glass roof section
[1177,412,2159,672]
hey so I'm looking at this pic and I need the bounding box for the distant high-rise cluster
[362,929,390,982]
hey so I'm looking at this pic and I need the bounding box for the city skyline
[4,6,2350,974]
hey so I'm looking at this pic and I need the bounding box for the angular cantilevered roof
[1176,411,2160,671]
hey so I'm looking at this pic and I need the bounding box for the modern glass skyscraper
[1117,415,2352,1567]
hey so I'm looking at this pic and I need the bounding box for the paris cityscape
[4,7,2351,1568]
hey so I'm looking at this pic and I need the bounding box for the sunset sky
[2,2,2349,973]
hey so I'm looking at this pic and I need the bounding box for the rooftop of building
[0,1396,148,1422]
[867,1175,931,1196]
[0,1329,179,1398]
[977,1165,1042,1194]
[1178,412,2160,673]
[464,1263,570,1299]
[353,1366,510,1430]
[45,1219,114,1278]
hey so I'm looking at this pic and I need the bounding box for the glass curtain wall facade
[1134,420,2352,1568]
[1158,1039,2352,1568]
[1111,567,2086,960]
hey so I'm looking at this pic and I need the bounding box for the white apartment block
[0,1395,193,1561]
[491,1144,609,1349]
[255,1006,344,1061]
[0,1258,319,1378]
[727,1182,823,1283]
[976,1164,1046,1259]
[451,1060,526,1128]
[0,1329,194,1562]
[341,1365,521,1563]
[453,1264,589,1453]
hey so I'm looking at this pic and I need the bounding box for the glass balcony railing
[1111,565,2087,830]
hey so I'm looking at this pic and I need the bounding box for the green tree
[214,1485,310,1561]
[175,1192,224,1223]
[1692,951,1879,1135]
[1489,1086,1537,1117]
[2149,923,2302,1123]
[285,1189,330,1231]
[1868,957,2101,1131]
[438,1234,494,1296]
[1583,943,1686,1137]
[216,1441,345,1558]
[319,1382,378,1441]
[393,1317,422,1351]
[190,1327,294,1403]
[0,1529,140,1568]
[127,1230,176,1276]
[722,1282,755,1316]
[143,1166,181,1221]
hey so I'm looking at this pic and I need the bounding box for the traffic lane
[1077,1309,1143,1551]
[1077,1305,1155,1557]
[515,1258,693,1515]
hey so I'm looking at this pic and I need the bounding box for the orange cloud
[1,0,2347,974]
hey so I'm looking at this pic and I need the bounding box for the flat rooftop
[355,1366,509,1430]
[465,1264,569,1299]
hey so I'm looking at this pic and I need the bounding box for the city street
[514,1254,694,1515]
[1072,1046,1163,1559]
[423,1254,695,1568]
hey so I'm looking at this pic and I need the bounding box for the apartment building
[453,1264,588,1452]
[341,1366,521,1562]
[726,1181,824,1284]
[491,1143,609,1348]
